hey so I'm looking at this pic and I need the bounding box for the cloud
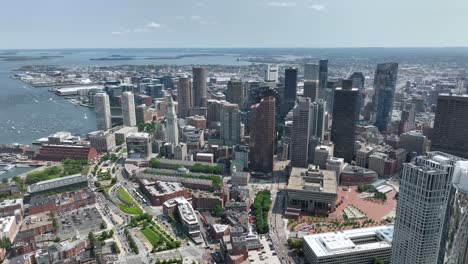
[145,22,165,28]
[308,4,325,11]
[175,16,185,20]
[190,15,203,21]
[266,2,297,7]
[111,31,124,35]
[195,2,206,7]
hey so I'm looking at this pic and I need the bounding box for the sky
[1,0,468,49]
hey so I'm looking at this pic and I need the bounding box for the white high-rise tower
[165,95,179,145]
[122,91,136,126]
[94,93,111,131]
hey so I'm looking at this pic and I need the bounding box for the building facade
[373,63,398,131]
[249,96,275,173]
[192,67,208,107]
[122,91,136,126]
[94,93,111,131]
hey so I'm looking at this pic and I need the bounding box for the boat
[49,98,53,101]
[34,99,39,103]
[84,113,88,120]
[11,126,16,130]
[3,164,15,171]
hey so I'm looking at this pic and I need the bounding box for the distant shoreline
[90,53,223,61]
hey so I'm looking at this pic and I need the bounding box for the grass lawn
[117,203,143,215]
[116,187,142,215]
[141,227,161,247]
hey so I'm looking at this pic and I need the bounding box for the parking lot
[248,236,281,264]
[58,205,104,239]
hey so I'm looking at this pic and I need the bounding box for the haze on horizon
[1,0,467,49]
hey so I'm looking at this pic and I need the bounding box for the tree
[211,205,224,217]
[100,221,107,230]
[1,178,8,184]
[54,236,61,242]
[0,236,11,250]
[149,158,161,169]
[88,232,95,243]
[372,258,385,264]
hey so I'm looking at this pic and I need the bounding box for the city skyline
[1,0,468,49]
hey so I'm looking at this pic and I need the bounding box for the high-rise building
[432,94,468,158]
[304,63,319,81]
[265,65,279,82]
[303,80,319,102]
[373,63,398,131]
[439,160,468,264]
[94,93,112,131]
[220,103,241,146]
[284,67,298,102]
[177,76,191,118]
[126,132,152,159]
[192,67,208,107]
[331,80,359,163]
[349,72,365,91]
[399,130,428,155]
[318,60,328,90]
[122,91,136,126]
[291,98,311,168]
[309,100,326,141]
[226,78,245,108]
[391,152,461,264]
[249,96,276,173]
[165,95,179,145]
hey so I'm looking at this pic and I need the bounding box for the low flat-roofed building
[231,168,250,187]
[192,191,223,211]
[196,153,214,163]
[138,178,188,206]
[28,188,96,215]
[0,198,23,221]
[114,126,139,144]
[211,224,230,239]
[27,174,88,194]
[20,211,54,236]
[287,165,337,215]
[162,197,202,243]
[126,132,152,159]
[0,216,18,242]
[87,130,115,152]
[340,165,378,185]
[303,225,394,264]
[34,144,98,161]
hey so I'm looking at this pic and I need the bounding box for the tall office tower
[303,80,319,102]
[432,94,468,158]
[165,95,179,145]
[304,63,319,80]
[331,80,359,163]
[310,99,326,141]
[291,98,312,168]
[318,59,328,90]
[177,76,192,118]
[349,72,365,90]
[284,67,298,102]
[399,131,428,155]
[391,152,461,264]
[122,92,136,127]
[249,96,276,173]
[439,160,468,264]
[226,78,245,108]
[265,65,279,82]
[94,93,112,131]
[220,103,241,146]
[373,63,398,131]
[192,67,208,107]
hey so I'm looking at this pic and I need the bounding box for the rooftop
[303,225,394,257]
[288,165,337,194]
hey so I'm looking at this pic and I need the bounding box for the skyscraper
[265,65,279,82]
[291,98,311,168]
[391,152,461,264]
[94,93,111,131]
[373,63,398,131]
[349,72,365,90]
[177,76,191,118]
[331,80,359,163]
[304,63,319,80]
[439,160,468,264]
[192,67,208,107]
[318,59,328,90]
[122,91,136,127]
[432,94,468,158]
[249,96,276,173]
[303,80,319,102]
[220,103,241,146]
[226,78,245,108]
[310,99,326,141]
[165,95,179,145]
[284,67,298,102]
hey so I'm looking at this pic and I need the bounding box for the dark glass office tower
[319,59,328,90]
[432,93,468,158]
[373,63,398,131]
[330,80,359,163]
[192,67,208,107]
[284,67,298,102]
